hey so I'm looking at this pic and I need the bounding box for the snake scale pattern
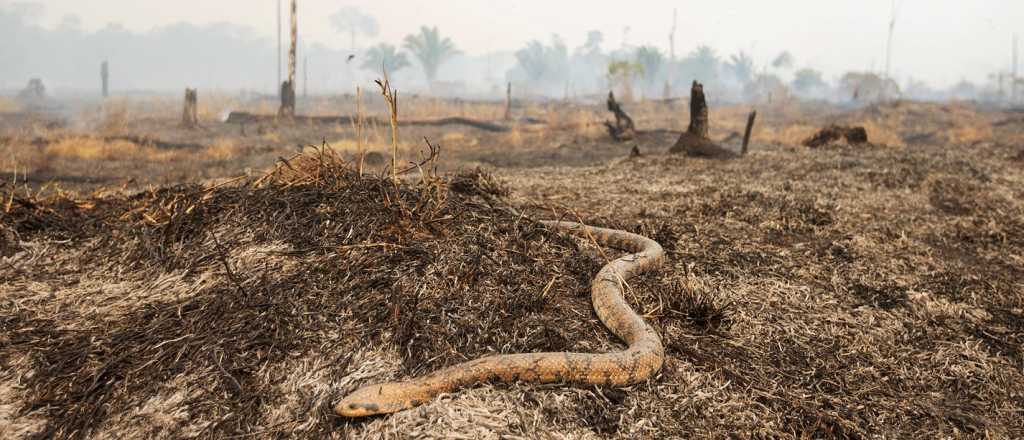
[335,220,665,417]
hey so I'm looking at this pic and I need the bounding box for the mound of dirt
[669,132,739,159]
[0,149,636,438]
[803,125,869,148]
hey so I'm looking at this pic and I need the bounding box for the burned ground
[1,100,1023,439]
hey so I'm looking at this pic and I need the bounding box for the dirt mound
[0,149,638,438]
[803,125,869,148]
[669,132,739,159]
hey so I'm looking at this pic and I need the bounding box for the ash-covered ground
[2,99,1022,439]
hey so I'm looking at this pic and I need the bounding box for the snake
[335,220,665,417]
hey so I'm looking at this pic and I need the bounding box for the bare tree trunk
[289,0,297,94]
[668,8,677,88]
[1013,34,1019,103]
[277,0,281,97]
[279,0,297,118]
[741,110,757,155]
[100,61,109,98]
[883,0,898,101]
[504,82,512,121]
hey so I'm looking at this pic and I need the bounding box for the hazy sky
[27,0,1024,87]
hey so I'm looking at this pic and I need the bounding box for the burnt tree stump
[182,88,199,128]
[670,81,738,159]
[504,82,512,121]
[741,110,757,155]
[604,91,637,141]
[279,80,296,119]
[688,80,709,139]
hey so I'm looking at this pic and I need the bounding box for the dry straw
[375,68,400,184]
[356,86,366,176]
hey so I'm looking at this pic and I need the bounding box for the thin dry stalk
[356,86,365,176]
[375,69,400,184]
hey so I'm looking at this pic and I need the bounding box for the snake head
[334,382,426,417]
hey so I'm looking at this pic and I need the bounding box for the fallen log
[803,125,868,148]
[0,135,205,151]
[225,112,514,133]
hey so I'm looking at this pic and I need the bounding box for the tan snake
[335,221,665,417]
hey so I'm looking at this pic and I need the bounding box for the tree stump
[688,80,709,139]
[741,110,757,155]
[182,88,199,128]
[279,80,296,119]
[669,81,737,158]
[504,82,512,121]
[603,91,637,141]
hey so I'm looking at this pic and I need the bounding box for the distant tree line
[0,2,1000,102]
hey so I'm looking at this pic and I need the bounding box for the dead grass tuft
[662,276,733,332]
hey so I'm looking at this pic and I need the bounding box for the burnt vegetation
[1,100,1023,439]
[0,149,617,438]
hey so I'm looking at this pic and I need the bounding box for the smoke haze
[2,0,1022,100]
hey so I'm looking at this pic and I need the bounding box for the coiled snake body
[336,221,665,417]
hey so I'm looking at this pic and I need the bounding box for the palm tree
[329,7,379,52]
[634,46,664,93]
[725,51,755,85]
[403,26,460,85]
[791,68,826,94]
[516,40,552,84]
[361,43,410,74]
[608,60,643,102]
[680,45,720,85]
[514,35,569,90]
[577,30,604,59]
[771,51,795,72]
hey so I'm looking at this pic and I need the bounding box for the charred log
[604,91,637,141]
[803,125,869,148]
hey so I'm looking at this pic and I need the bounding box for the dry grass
[499,138,1023,438]
[1,146,50,177]
[96,99,133,135]
[44,137,165,161]
[2,135,178,176]
[200,138,246,162]
[0,97,21,113]
[195,93,242,122]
